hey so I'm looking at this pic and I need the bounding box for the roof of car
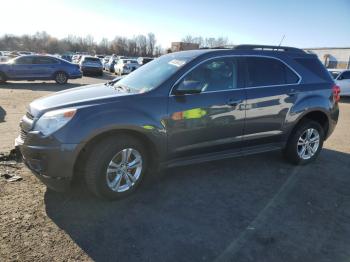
[172,45,311,59]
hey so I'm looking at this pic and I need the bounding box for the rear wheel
[54,71,68,84]
[284,120,324,165]
[0,72,7,83]
[84,135,148,200]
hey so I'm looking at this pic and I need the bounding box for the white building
[304,47,350,69]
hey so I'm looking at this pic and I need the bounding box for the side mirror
[338,75,343,80]
[173,80,203,95]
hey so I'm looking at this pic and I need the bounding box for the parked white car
[0,51,9,62]
[114,59,140,75]
[329,69,350,96]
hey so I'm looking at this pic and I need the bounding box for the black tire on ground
[283,120,324,165]
[0,72,7,83]
[54,71,68,84]
[84,135,148,200]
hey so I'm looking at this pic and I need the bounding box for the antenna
[278,35,286,48]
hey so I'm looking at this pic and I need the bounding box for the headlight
[34,108,76,136]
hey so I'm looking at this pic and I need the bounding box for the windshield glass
[114,54,192,93]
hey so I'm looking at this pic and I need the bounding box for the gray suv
[16,45,340,200]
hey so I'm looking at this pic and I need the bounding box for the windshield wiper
[114,84,131,93]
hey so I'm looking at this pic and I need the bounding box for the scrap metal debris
[0,172,22,182]
[0,148,22,162]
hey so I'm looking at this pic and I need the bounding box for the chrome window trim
[169,55,302,97]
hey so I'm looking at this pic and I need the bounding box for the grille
[26,112,34,120]
[20,129,28,141]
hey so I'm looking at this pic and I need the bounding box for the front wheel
[84,136,148,200]
[54,71,68,84]
[284,120,324,165]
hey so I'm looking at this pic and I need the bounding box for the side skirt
[162,143,283,169]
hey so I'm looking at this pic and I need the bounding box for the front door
[167,57,246,159]
[7,56,35,79]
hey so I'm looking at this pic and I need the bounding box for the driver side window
[177,57,238,93]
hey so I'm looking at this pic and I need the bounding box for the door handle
[227,99,243,107]
[288,88,298,96]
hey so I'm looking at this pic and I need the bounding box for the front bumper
[15,136,80,192]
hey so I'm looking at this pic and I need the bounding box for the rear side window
[295,58,332,81]
[34,57,58,64]
[245,57,299,87]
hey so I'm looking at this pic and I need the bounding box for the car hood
[29,83,133,116]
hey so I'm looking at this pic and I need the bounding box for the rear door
[167,57,246,159]
[242,56,300,148]
[32,56,59,78]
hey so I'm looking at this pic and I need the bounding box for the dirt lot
[0,76,350,262]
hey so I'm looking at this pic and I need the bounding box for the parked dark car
[16,45,339,200]
[60,55,73,62]
[79,56,103,76]
[0,55,82,84]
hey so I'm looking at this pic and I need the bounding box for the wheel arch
[287,109,330,144]
[73,128,160,180]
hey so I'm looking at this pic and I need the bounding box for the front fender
[54,99,167,157]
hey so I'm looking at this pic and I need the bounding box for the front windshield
[114,53,192,93]
[330,71,340,79]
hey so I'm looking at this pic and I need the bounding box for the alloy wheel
[106,148,143,192]
[56,72,67,84]
[297,128,320,160]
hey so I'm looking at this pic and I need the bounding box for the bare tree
[147,32,156,56]
[182,35,230,48]
[0,32,161,56]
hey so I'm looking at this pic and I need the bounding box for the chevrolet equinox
[16,45,340,199]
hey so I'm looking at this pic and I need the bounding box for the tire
[0,72,7,83]
[84,135,148,200]
[283,120,324,165]
[54,71,68,84]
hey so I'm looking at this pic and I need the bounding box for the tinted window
[84,57,101,63]
[177,57,238,92]
[245,57,299,87]
[34,57,58,64]
[15,56,33,64]
[340,71,350,80]
[295,58,332,81]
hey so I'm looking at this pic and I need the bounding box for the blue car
[0,55,82,84]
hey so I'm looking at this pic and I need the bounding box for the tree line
[0,31,232,56]
[181,35,231,48]
[0,31,161,57]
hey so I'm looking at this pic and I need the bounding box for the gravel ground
[0,76,350,261]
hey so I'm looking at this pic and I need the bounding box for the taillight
[332,84,341,102]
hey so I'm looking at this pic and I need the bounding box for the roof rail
[234,44,305,54]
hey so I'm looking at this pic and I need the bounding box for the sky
[0,0,349,48]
